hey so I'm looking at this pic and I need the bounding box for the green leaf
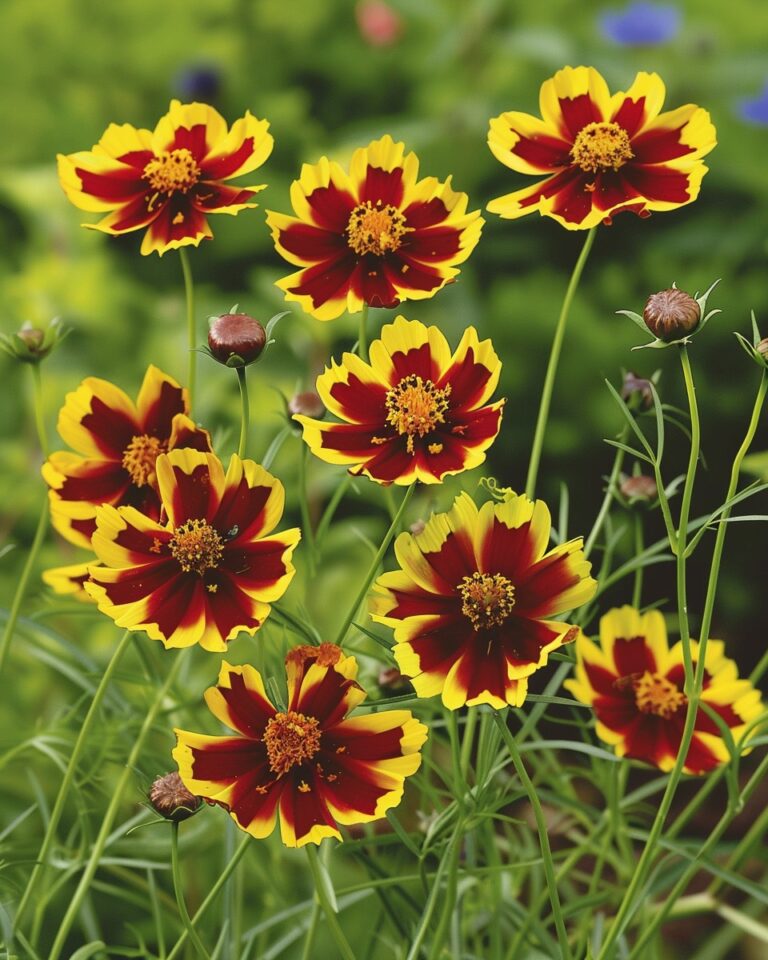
[69,943,107,960]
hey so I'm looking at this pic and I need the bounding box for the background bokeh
[2,0,768,956]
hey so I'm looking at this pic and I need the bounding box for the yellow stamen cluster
[385,375,451,455]
[459,572,516,630]
[633,671,687,719]
[169,519,224,576]
[122,434,167,487]
[263,711,322,774]
[143,148,201,194]
[347,201,411,256]
[570,121,634,173]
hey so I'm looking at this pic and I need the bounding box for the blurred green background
[2,0,768,955]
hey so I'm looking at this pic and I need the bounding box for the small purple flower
[599,2,680,46]
[738,82,768,125]
[174,64,222,102]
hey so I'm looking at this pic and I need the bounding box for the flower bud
[208,313,266,367]
[643,289,701,342]
[288,391,325,419]
[0,318,68,365]
[621,371,653,411]
[620,474,657,502]
[378,666,410,691]
[148,771,202,821]
[409,519,426,536]
[757,338,768,359]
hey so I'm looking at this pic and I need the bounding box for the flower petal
[488,110,572,175]
[55,377,139,459]
[155,450,226,527]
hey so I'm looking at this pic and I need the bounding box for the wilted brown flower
[148,771,202,821]
[621,371,654,410]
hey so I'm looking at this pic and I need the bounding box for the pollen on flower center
[143,148,201,195]
[122,434,167,487]
[347,201,411,256]
[632,671,687,718]
[570,121,634,173]
[459,572,516,630]
[169,519,224,575]
[263,711,322,774]
[385,374,451,455]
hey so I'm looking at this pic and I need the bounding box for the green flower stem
[31,363,49,457]
[165,835,250,960]
[314,474,352,555]
[171,822,211,960]
[358,304,369,361]
[305,845,356,960]
[596,345,703,960]
[13,628,134,934]
[525,225,597,500]
[707,784,768,898]
[459,706,479,783]
[493,711,573,960]
[298,443,316,568]
[631,511,643,608]
[236,366,249,459]
[179,247,196,410]
[583,424,628,558]
[300,904,321,960]
[332,484,414,647]
[47,651,185,960]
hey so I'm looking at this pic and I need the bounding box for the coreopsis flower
[173,644,427,846]
[294,316,504,484]
[84,450,301,652]
[371,491,597,708]
[57,100,273,255]
[42,562,96,603]
[565,606,765,773]
[43,365,212,550]
[266,135,483,321]
[487,66,715,229]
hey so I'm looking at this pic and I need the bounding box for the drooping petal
[139,197,213,256]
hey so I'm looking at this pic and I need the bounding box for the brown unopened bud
[17,325,46,352]
[643,289,700,342]
[757,338,768,359]
[378,666,409,691]
[148,772,201,821]
[208,313,266,367]
[288,391,325,419]
[620,475,657,502]
[621,371,653,410]
[409,519,426,536]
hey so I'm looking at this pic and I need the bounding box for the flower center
[169,519,224,576]
[570,121,634,173]
[632,671,687,719]
[263,711,322,774]
[459,572,516,630]
[122,434,167,487]
[347,201,410,256]
[385,375,451,454]
[143,148,201,194]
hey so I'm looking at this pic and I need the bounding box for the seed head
[148,772,202,821]
[643,289,700,342]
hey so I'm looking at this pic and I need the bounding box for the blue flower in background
[600,2,680,46]
[738,82,768,125]
[174,64,222,102]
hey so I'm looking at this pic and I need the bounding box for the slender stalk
[166,835,250,960]
[493,712,573,960]
[583,424,627,558]
[314,474,352,554]
[46,652,185,960]
[525,225,597,499]
[300,905,321,960]
[631,511,643,608]
[236,366,249,459]
[171,822,211,960]
[332,484,414,647]
[298,443,316,565]
[459,706,479,783]
[357,304,370,361]
[179,247,196,409]
[31,363,49,457]
[305,845,356,960]
[14,628,134,932]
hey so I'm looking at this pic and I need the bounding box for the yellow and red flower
[487,66,716,230]
[565,606,764,774]
[294,316,504,484]
[84,450,301,652]
[58,100,273,255]
[173,644,426,846]
[371,491,596,708]
[266,135,483,320]
[42,562,96,603]
[43,365,212,550]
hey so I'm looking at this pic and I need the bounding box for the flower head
[173,646,427,846]
[371,491,597,709]
[487,66,715,230]
[599,2,681,46]
[58,100,273,255]
[43,365,212,550]
[148,771,202,821]
[643,287,700,341]
[294,316,504,484]
[565,606,764,773]
[85,449,301,652]
[0,318,68,365]
[267,135,483,320]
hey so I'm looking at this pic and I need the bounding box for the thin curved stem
[31,363,49,457]
[171,822,211,960]
[493,712,572,960]
[179,248,196,410]
[14,628,134,933]
[298,443,316,573]
[236,366,249,459]
[583,425,628,558]
[305,845,356,960]
[314,474,352,555]
[46,651,185,960]
[631,511,644,608]
[525,226,597,499]
[332,484,414,647]
[357,304,370,361]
